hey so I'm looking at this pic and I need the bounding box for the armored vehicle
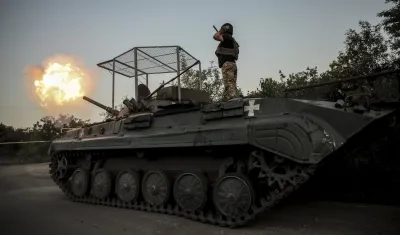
[48,46,400,227]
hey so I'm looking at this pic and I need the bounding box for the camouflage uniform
[221,61,238,100]
[214,23,239,101]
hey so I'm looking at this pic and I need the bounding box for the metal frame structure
[97,46,202,108]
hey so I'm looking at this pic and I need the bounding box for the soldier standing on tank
[213,23,240,101]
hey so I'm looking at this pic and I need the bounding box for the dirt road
[0,163,398,235]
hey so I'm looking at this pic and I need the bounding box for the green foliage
[246,77,285,98]
[378,0,400,53]
[0,113,89,142]
[327,21,394,78]
[0,114,89,165]
[252,20,398,101]
[248,67,322,98]
[176,54,244,102]
[176,54,225,102]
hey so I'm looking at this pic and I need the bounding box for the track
[49,149,317,228]
[48,111,400,228]
[2,162,400,234]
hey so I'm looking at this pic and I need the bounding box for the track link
[49,151,316,228]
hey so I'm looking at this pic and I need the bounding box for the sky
[0,0,391,128]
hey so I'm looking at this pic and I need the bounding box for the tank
[48,63,400,227]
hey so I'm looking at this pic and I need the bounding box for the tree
[322,21,399,102]
[31,114,90,140]
[177,55,243,102]
[250,20,398,101]
[326,21,394,79]
[180,60,225,102]
[378,0,400,54]
[176,54,224,102]
[248,67,323,99]
[281,67,325,98]
[55,113,90,129]
[0,123,31,142]
[247,77,286,98]
[0,114,90,143]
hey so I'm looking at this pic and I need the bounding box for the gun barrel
[285,69,400,92]
[82,96,119,115]
[83,96,108,109]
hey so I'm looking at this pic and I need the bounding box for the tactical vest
[215,38,240,60]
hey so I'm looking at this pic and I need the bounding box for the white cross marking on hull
[244,100,260,116]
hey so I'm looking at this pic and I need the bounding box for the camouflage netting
[97,46,198,77]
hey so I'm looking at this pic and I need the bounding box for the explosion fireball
[26,55,89,107]
[34,62,84,106]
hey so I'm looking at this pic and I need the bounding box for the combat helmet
[220,23,233,35]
